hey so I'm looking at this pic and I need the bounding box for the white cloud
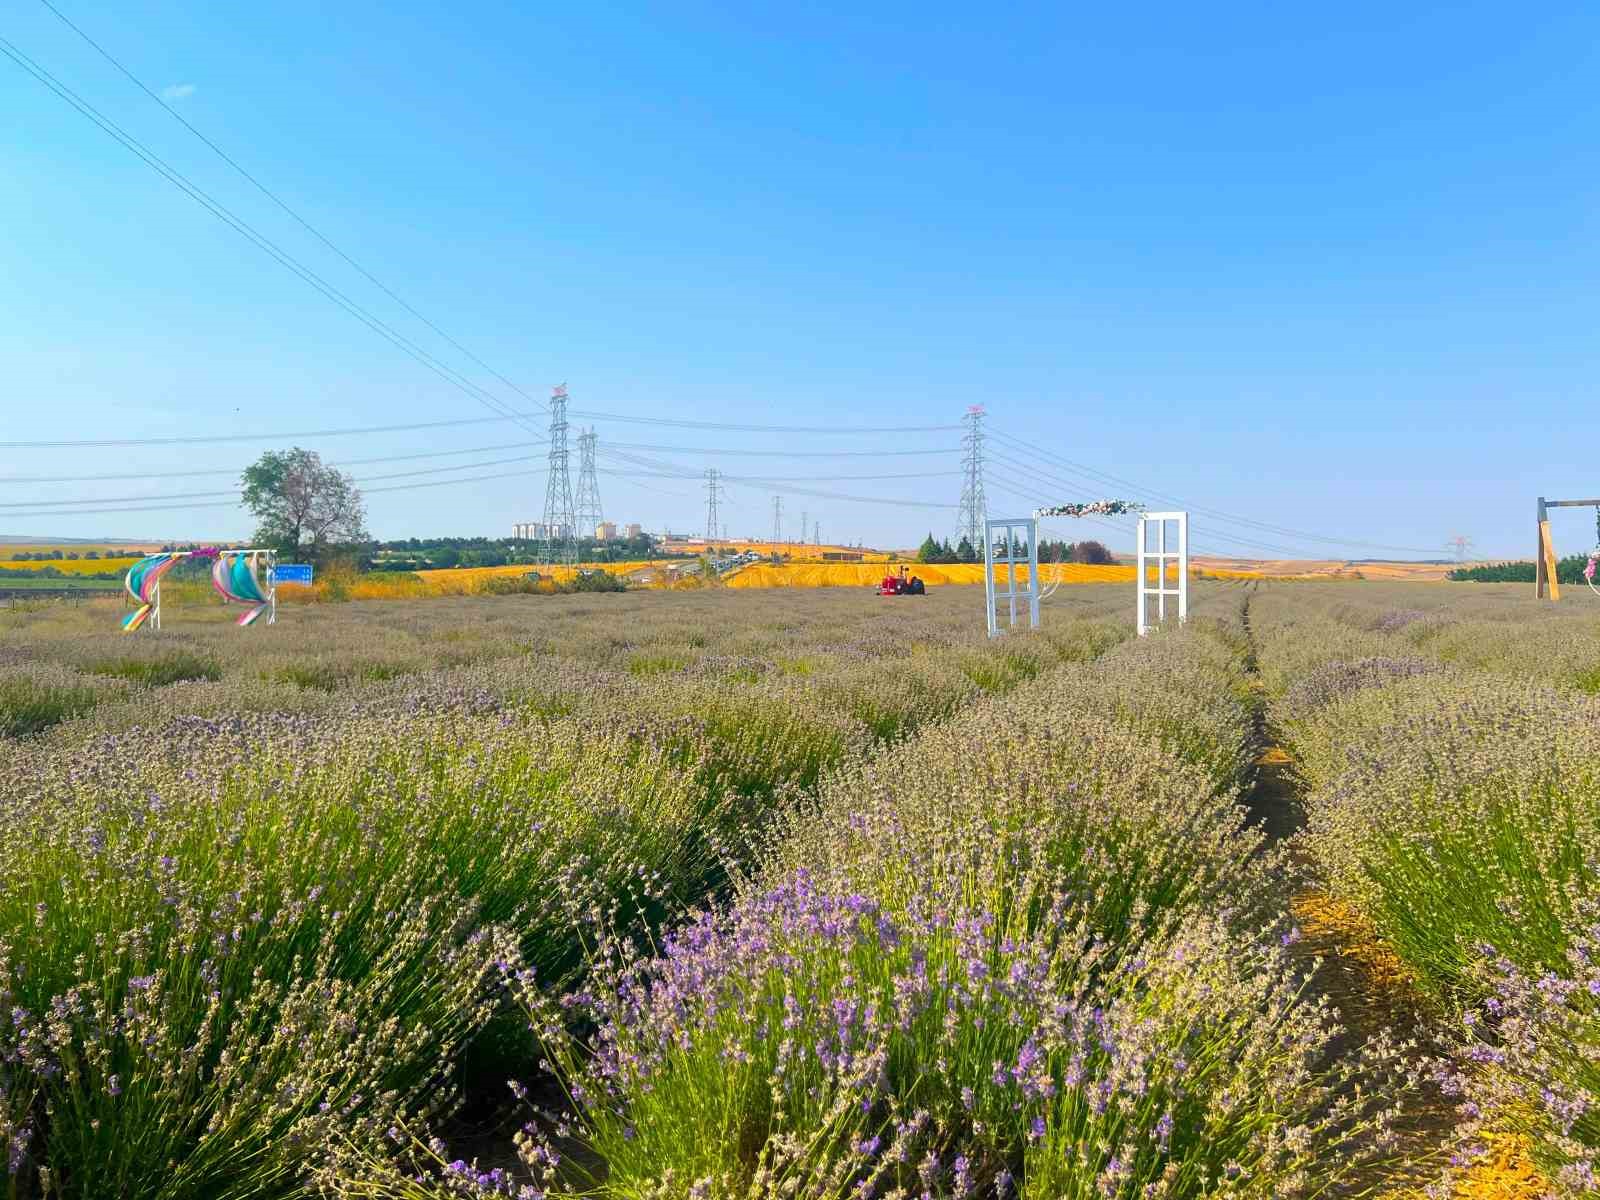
[161,83,196,101]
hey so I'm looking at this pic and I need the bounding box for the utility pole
[574,427,603,542]
[772,495,784,545]
[541,384,577,565]
[704,469,722,544]
[956,405,987,553]
[813,521,820,546]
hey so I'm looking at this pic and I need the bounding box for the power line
[0,440,549,484]
[34,0,555,424]
[0,465,556,519]
[0,452,546,510]
[605,469,957,483]
[0,412,546,451]
[0,33,544,439]
[984,448,1315,558]
[989,428,1439,557]
[0,410,962,451]
[603,442,955,459]
[570,410,958,434]
[596,445,961,510]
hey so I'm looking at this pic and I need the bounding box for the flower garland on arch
[1032,499,1144,519]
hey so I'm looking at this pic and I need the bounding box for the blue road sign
[273,563,313,585]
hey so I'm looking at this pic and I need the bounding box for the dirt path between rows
[1237,589,1541,1199]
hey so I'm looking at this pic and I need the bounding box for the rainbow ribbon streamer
[211,551,272,626]
[121,552,185,633]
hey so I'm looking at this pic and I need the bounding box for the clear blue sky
[3,1,1597,558]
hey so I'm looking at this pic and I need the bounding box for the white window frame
[983,516,1040,637]
[1136,511,1188,635]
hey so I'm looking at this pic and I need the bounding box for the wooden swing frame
[1535,496,1600,601]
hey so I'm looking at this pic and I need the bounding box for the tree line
[914,534,1115,565]
[1448,557,1593,584]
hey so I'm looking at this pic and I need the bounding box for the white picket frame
[1136,511,1188,635]
[983,516,1040,637]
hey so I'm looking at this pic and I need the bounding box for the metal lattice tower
[574,427,603,540]
[956,405,987,552]
[704,469,722,544]
[1445,534,1474,562]
[772,495,784,544]
[541,384,577,565]
[813,521,820,546]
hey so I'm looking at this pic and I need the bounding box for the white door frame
[984,516,1040,637]
[1136,511,1188,635]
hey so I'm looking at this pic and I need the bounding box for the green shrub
[0,665,114,737]
[85,650,223,687]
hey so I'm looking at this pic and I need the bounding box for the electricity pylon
[541,384,576,565]
[704,469,722,544]
[574,427,603,540]
[956,405,987,552]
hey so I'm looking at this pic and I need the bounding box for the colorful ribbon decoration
[121,552,186,633]
[211,550,272,626]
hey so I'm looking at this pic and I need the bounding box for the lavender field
[2,580,1596,1198]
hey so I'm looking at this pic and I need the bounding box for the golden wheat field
[0,553,144,574]
[723,562,1138,587]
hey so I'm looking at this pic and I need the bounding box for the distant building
[595,522,617,541]
[821,551,863,562]
[624,523,642,539]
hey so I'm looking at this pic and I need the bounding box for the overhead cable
[989,428,1438,556]
[0,33,543,438]
[35,0,555,423]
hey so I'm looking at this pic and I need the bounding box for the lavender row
[0,590,1140,1196]
[325,618,1415,1198]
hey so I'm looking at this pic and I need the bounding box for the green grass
[0,577,121,591]
[86,651,224,687]
[0,672,105,736]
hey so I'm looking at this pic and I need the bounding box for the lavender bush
[498,877,1408,1199]
[1433,900,1600,1193]
[0,713,718,1196]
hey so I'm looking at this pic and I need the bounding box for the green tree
[955,536,977,563]
[240,448,368,560]
[1071,539,1115,565]
[916,533,941,563]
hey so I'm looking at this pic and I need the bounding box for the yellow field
[273,561,674,602]
[725,563,1137,588]
[0,555,143,574]
[412,561,665,590]
[1192,557,1455,581]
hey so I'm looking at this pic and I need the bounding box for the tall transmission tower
[573,427,603,540]
[800,511,808,545]
[772,495,784,545]
[541,384,577,565]
[956,405,987,552]
[704,469,722,544]
[1445,534,1474,562]
[813,521,820,546]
